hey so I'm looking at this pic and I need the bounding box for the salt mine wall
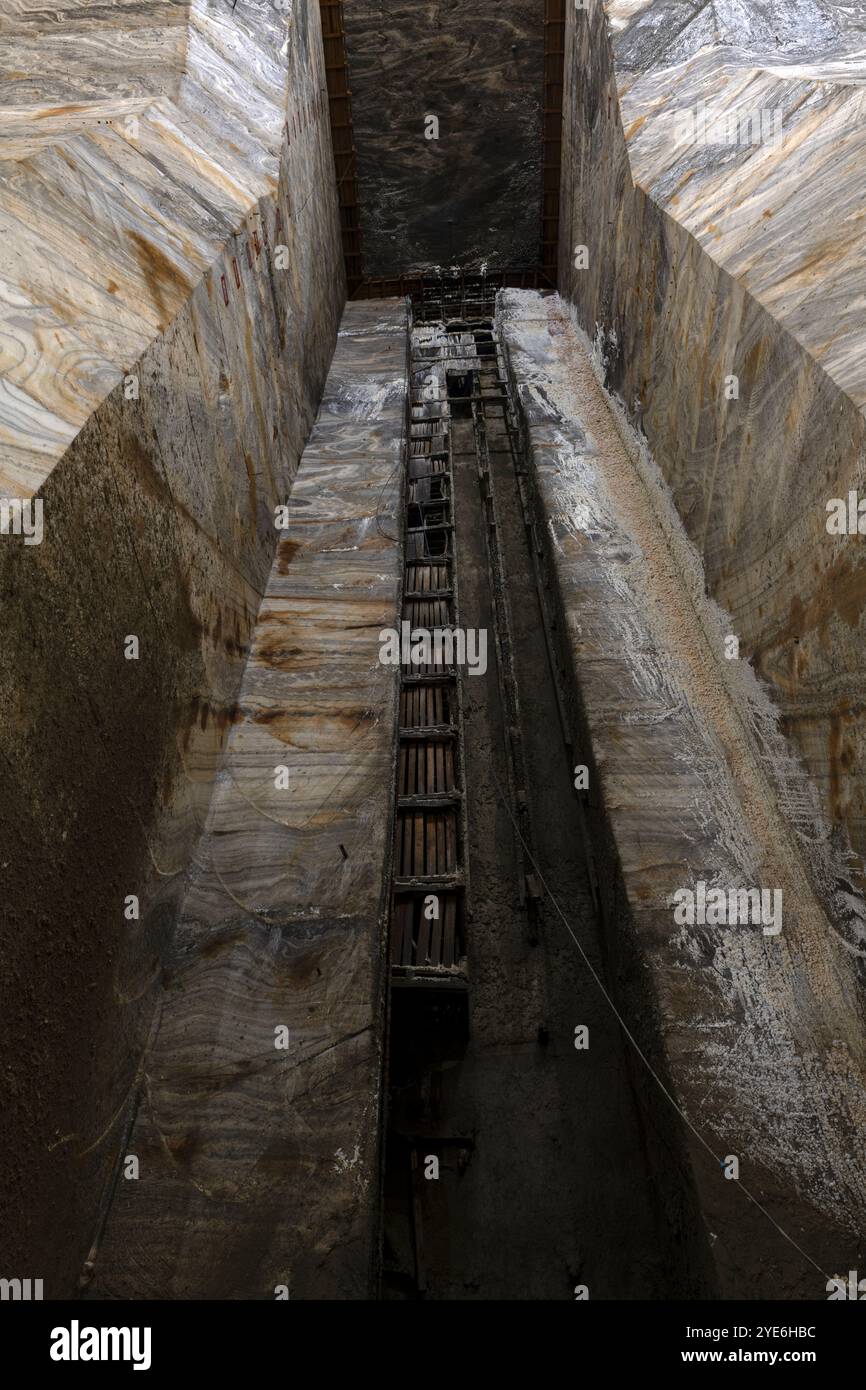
[342,0,544,274]
[90,300,408,1300]
[4,0,866,1315]
[0,0,344,1297]
[559,0,866,900]
[501,289,866,1298]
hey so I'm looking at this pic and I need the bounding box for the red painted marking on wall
[232,256,241,288]
[220,273,229,306]
[253,230,261,257]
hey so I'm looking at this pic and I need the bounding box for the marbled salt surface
[90,299,408,1300]
[0,0,319,494]
[500,287,866,1293]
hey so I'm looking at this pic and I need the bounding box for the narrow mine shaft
[382,298,683,1299]
[5,0,866,1348]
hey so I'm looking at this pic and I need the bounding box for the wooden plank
[442,896,457,968]
[390,898,406,965]
[428,889,444,967]
[415,896,432,966]
[434,812,445,877]
[444,807,456,872]
[414,809,425,878]
[401,811,412,878]
[426,810,438,876]
[401,900,415,968]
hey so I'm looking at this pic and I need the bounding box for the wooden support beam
[318,0,365,295]
[539,0,566,286]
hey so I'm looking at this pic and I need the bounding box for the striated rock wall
[501,288,866,1298]
[0,0,345,1296]
[559,0,866,897]
[90,298,408,1300]
[0,1,190,162]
